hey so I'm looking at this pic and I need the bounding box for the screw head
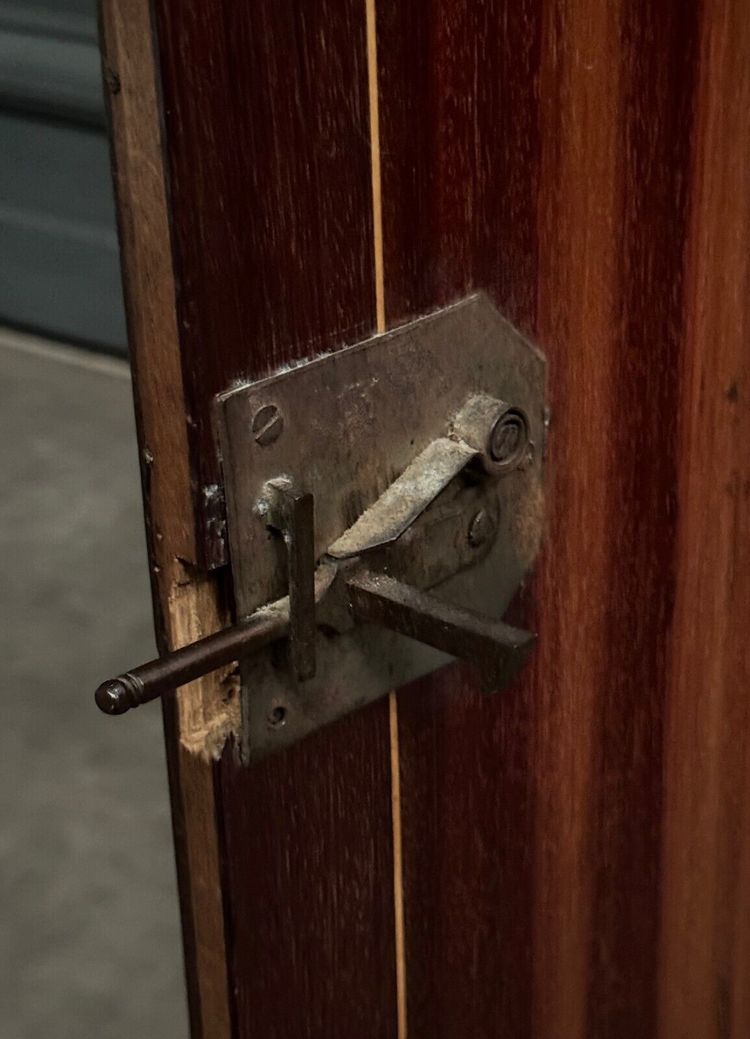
[252,403,283,446]
[468,509,495,548]
[267,704,287,728]
[489,408,529,471]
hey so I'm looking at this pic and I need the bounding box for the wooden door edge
[98,1,234,1034]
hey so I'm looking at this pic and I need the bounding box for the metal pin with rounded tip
[94,606,290,716]
[95,675,145,715]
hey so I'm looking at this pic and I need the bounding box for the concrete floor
[0,331,188,1037]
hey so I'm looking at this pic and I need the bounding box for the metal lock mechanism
[95,294,546,761]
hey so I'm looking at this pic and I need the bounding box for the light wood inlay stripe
[366,0,406,1035]
[366,0,386,335]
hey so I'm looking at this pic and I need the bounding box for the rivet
[489,408,529,471]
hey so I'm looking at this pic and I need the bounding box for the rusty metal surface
[216,293,544,608]
[328,437,478,558]
[216,293,546,761]
[262,479,317,681]
[95,296,545,755]
[346,570,535,693]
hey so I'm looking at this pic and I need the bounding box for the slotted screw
[252,404,284,446]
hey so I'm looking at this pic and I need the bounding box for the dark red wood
[377,0,541,334]
[107,0,750,1034]
[149,2,396,1035]
[377,3,541,1034]
[153,0,377,566]
[586,3,699,1030]
[220,705,396,1038]
[376,0,702,1035]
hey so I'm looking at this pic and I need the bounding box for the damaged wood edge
[98,0,236,760]
[169,577,241,759]
[98,0,234,1035]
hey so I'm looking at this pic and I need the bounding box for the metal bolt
[468,509,495,548]
[489,408,529,470]
[252,403,283,446]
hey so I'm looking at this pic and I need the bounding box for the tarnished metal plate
[215,293,546,760]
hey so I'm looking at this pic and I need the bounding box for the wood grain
[377,4,542,1034]
[376,0,746,1036]
[104,0,750,1033]
[532,3,625,1030]
[658,1,750,1034]
[221,704,396,1038]
[98,1,232,1034]
[146,1,397,1035]
[152,0,377,567]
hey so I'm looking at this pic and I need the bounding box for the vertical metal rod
[285,490,317,680]
[266,480,317,681]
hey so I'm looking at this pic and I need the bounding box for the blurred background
[0,1,187,1035]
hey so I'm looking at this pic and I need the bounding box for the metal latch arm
[263,479,316,681]
[95,395,535,716]
[346,570,535,692]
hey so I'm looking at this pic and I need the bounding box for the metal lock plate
[216,293,546,760]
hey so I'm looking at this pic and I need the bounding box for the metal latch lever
[347,571,535,692]
[95,393,536,719]
[95,480,327,716]
[95,559,533,716]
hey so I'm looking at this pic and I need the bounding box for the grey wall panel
[0,113,126,350]
[0,0,126,353]
[0,29,104,125]
[0,0,97,39]
[0,113,115,225]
